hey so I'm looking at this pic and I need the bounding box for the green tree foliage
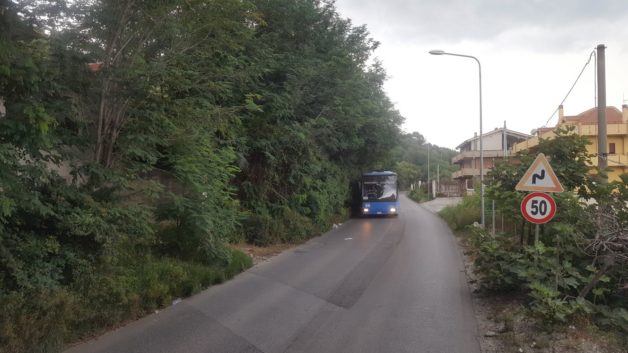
[53,0,259,260]
[0,2,168,350]
[389,132,458,190]
[0,0,408,350]
[455,126,628,331]
[395,161,421,189]
[235,0,404,243]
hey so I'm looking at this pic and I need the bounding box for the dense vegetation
[440,127,628,333]
[0,0,458,351]
[392,132,457,189]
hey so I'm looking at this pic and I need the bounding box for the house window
[609,143,615,154]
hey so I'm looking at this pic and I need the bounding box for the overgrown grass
[0,249,252,353]
[243,206,348,246]
[407,188,432,203]
[438,193,481,230]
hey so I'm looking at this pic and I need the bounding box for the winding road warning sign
[520,192,556,224]
[515,153,564,192]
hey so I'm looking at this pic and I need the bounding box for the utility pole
[427,144,430,196]
[437,164,440,195]
[597,44,608,183]
[503,121,507,157]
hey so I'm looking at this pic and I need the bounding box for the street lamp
[429,49,485,227]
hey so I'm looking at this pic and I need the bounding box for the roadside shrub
[243,211,275,246]
[408,188,430,203]
[597,306,628,332]
[225,249,253,278]
[468,228,522,291]
[155,193,237,264]
[243,206,319,246]
[0,250,252,352]
[527,282,581,326]
[0,290,74,353]
[276,207,316,243]
[439,193,480,230]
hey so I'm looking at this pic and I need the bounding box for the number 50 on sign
[520,192,556,224]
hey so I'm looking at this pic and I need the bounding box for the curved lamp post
[429,49,485,227]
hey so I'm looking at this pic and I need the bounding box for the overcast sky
[334,0,628,149]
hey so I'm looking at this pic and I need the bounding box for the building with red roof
[513,104,628,181]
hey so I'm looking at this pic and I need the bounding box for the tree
[0,0,425,348]
[389,132,458,185]
[234,0,404,244]
[395,161,421,189]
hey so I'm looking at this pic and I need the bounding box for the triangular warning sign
[515,153,564,192]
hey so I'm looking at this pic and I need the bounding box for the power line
[607,159,628,167]
[543,50,596,127]
[603,157,628,167]
[593,153,628,167]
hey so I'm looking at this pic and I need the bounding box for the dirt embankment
[234,243,296,265]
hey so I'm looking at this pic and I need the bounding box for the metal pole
[534,224,540,245]
[478,58,485,227]
[437,164,440,195]
[428,50,484,226]
[427,144,430,197]
[503,121,507,157]
[501,214,504,233]
[492,200,495,235]
[596,44,608,183]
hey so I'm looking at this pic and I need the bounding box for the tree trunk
[93,1,135,167]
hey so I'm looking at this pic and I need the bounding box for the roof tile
[562,106,623,124]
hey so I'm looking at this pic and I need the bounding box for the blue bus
[361,171,399,216]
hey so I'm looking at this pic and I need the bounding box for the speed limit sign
[520,192,556,224]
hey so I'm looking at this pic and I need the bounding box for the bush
[467,227,522,291]
[0,250,252,352]
[464,216,627,331]
[243,207,318,246]
[439,193,481,230]
[408,188,430,203]
[0,290,74,353]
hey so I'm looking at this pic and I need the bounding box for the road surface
[420,197,463,213]
[66,194,480,353]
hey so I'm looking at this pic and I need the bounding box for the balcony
[451,150,510,164]
[512,122,628,153]
[452,168,476,179]
[579,123,628,136]
[608,154,628,166]
[512,136,540,153]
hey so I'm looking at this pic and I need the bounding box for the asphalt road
[66,195,480,353]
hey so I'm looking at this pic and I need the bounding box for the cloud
[336,0,628,51]
[334,0,628,148]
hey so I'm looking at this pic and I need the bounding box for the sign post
[516,153,563,245]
